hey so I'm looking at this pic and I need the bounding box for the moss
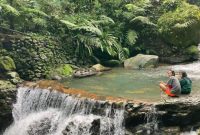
[0,56,16,72]
[158,2,200,47]
[47,64,73,79]
[186,45,199,55]
[55,64,73,76]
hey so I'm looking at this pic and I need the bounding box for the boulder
[6,72,22,84]
[73,68,98,78]
[101,60,121,67]
[0,56,16,72]
[124,54,159,69]
[47,64,73,80]
[0,80,15,90]
[92,64,111,72]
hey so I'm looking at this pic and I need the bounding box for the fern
[60,20,77,28]
[32,17,47,27]
[99,15,115,24]
[125,4,145,14]
[173,20,197,29]
[126,30,138,46]
[131,16,156,26]
[90,15,115,26]
[118,47,130,61]
[0,3,20,16]
[74,26,102,36]
[21,7,48,18]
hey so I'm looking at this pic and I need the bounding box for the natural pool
[63,62,200,102]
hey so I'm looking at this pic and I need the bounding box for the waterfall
[3,87,125,135]
[145,105,158,135]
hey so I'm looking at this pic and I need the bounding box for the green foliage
[1,0,199,65]
[0,3,20,16]
[60,20,77,28]
[158,2,200,47]
[55,64,73,76]
[186,45,199,55]
[126,30,138,46]
[0,56,16,72]
[131,16,156,26]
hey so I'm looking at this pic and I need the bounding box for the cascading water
[3,87,125,135]
[144,105,158,135]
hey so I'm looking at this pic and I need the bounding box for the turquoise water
[63,64,199,102]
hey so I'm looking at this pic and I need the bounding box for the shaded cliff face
[0,88,17,133]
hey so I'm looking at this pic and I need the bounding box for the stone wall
[0,34,78,80]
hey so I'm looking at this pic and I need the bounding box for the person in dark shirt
[159,70,181,97]
[179,71,192,94]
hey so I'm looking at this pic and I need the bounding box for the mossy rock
[0,80,15,90]
[186,45,199,55]
[0,56,16,72]
[101,60,122,67]
[56,64,73,76]
[48,64,73,79]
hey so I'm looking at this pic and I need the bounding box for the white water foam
[4,87,125,135]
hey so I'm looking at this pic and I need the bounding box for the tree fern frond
[21,7,48,18]
[74,26,102,36]
[173,20,197,29]
[125,4,145,13]
[0,3,20,16]
[32,17,47,27]
[118,47,130,61]
[99,15,115,24]
[60,20,77,28]
[130,16,156,26]
[126,30,138,46]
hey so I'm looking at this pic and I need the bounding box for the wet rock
[101,60,122,67]
[73,68,98,78]
[6,72,22,84]
[0,80,15,90]
[124,54,159,69]
[90,119,100,135]
[0,88,17,132]
[52,75,62,80]
[92,64,111,72]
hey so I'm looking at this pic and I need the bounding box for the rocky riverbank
[1,80,200,134]
[0,83,16,133]
[21,81,200,134]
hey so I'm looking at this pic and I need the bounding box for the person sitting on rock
[179,71,192,94]
[159,70,181,97]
